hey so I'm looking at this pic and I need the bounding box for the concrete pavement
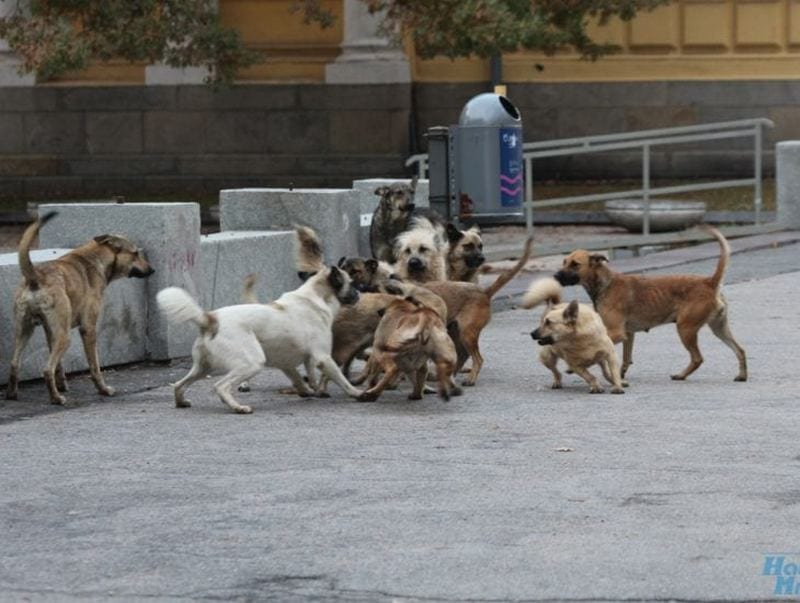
[1,235,799,601]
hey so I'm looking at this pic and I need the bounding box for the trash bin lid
[458,93,521,127]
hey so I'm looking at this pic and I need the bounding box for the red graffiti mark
[166,250,196,272]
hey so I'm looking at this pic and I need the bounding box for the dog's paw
[357,391,379,402]
[450,385,463,397]
[589,386,604,394]
[237,383,251,393]
[408,393,423,401]
[315,391,331,399]
[99,385,115,397]
[234,405,253,414]
[175,399,192,408]
[50,394,67,405]
[460,378,476,387]
[734,375,747,382]
[621,379,630,388]
[670,374,686,381]
[611,387,625,394]
[551,382,562,390]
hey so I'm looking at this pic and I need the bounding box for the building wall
[0,85,410,200]
[1,0,798,198]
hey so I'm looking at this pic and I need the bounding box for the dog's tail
[18,211,58,290]
[157,287,218,338]
[483,237,533,299]
[700,224,730,290]
[241,273,260,304]
[294,225,324,274]
[520,277,562,309]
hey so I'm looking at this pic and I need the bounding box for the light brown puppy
[445,223,485,283]
[423,237,533,386]
[355,296,458,402]
[554,225,746,382]
[6,212,155,405]
[522,277,624,394]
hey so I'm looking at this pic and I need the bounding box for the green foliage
[299,0,668,60]
[0,0,258,85]
[0,0,669,85]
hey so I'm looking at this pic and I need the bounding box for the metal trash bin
[452,93,523,224]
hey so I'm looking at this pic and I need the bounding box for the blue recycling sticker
[499,127,523,208]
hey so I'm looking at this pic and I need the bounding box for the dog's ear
[446,222,464,244]
[297,271,315,282]
[382,281,404,296]
[589,254,608,265]
[327,265,345,290]
[374,186,390,197]
[563,300,579,325]
[404,295,422,307]
[94,234,124,253]
[468,224,481,235]
[365,258,378,274]
[337,256,346,268]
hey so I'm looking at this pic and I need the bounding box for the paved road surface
[1,240,798,601]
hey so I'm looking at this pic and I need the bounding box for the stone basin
[604,199,707,232]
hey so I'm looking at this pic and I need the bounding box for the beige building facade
[0,0,797,199]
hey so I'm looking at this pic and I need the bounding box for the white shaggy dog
[156,226,363,414]
[394,216,448,283]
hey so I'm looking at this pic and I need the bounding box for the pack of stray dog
[4,202,748,413]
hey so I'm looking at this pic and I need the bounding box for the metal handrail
[405,118,774,237]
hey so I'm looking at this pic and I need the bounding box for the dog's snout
[408,257,424,271]
[130,265,155,278]
[530,329,539,340]
[466,254,486,268]
[341,288,360,305]
[554,270,580,286]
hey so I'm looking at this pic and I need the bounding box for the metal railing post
[754,125,763,225]
[525,156,534,237]
[642,144,651,236]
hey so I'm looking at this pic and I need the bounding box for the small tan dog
[554,225,746,382]
[354,296,458,402]
[6,211,155,405]
[445,223,485,283]
[522,277,624,394]
[394,217,448,283]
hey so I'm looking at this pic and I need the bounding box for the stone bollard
[198,230,297,310]
[351,178,430,257]
[219,188,360,263]
[38,203,201,360]
[776,141,800,229]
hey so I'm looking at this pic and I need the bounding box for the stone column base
[325,54,411,84]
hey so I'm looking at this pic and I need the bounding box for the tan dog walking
[6,212,155,404]
[554,225,747,382]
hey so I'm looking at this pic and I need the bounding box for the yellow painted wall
[414,0,800,82]
[219,0,343,82]
[46,0,800,84]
